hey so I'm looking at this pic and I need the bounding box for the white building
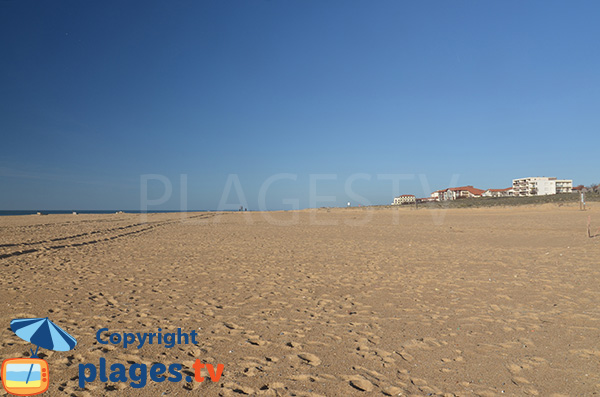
[482,187,514,197]
[431,186,485,201]
[393,194,416,205]
[512,177,573,196]
[447,186,485,200]
[430,190,445,201]
[555,179,573,194]
[416,197,437,203]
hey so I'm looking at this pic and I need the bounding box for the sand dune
[1,205,599,396]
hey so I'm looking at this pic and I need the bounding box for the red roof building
[431,186,486,201]
[482,187,514,197]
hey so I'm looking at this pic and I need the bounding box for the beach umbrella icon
[10,317,77,384]
[11,317,77,357]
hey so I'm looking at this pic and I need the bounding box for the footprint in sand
[512,376,531,385]
[381,385,406,395]
[507,362,522,374]
[286,341,302,349]
[221,382,254,395]
[297,352,321,366]
[350,378,374,392]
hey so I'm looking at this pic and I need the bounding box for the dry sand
[1,205,600,396]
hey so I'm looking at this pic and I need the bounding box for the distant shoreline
[0,210,212,217]
[1,193,597,216]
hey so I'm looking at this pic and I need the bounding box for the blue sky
[1,0,599,210]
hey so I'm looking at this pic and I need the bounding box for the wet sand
[1,205,599,396]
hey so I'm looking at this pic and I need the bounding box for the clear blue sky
[1,0,598,210]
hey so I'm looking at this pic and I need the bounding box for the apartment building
[512,177,573,196]
[555,179,573,194]
[393,194,416,205]
[482,187,514,197]
[430,189,446,201]
[430,186,485,201]
[448,186,485,200]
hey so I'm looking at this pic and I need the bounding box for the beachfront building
[430,186,485,201]
[430,190,446,201]
[446,186,485,200]
[482,187,514,197]
[393,194,416,205]
[512,177,573,196]
[555,179,573,194]
[416,197,437,203]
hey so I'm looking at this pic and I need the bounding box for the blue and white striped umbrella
[10,317,77,355]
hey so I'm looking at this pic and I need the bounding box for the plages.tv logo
[1,317,77,396]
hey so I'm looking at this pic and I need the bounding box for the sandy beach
[1,205,599,396]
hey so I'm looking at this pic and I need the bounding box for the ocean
[0,210,210,216]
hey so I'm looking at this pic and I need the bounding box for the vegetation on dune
[416,192,600,209]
